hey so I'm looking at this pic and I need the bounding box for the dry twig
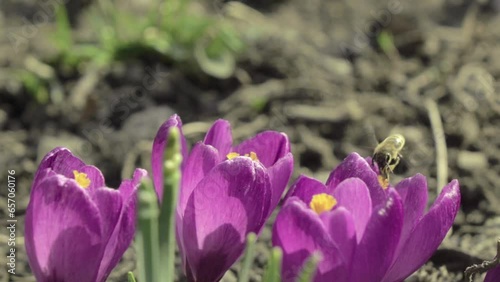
[464,239,500,281]
[425,99,448,193]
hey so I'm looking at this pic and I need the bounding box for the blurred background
[1,0,500,281]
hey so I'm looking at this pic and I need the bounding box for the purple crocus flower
[273,152,461,282]
[25,147,146,282]
[152,114,293,282]
[486,265,500,282]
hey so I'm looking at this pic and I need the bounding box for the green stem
[54,4,72,51]
[136,179,160,282]
[298,252,321,282]
[127,271,137,282]
[158,127,183,282]
[238,233,257,282]
[262,247,283,282]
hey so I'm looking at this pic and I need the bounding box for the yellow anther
[309,193,337,215]
[245,152,259,161]
[226,152,240,160]
[73,170,91,189]
[227,151,259,162]
[377,175,389,190]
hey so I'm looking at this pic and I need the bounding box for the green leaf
[218,26,245,53]
[18,70,49,104]
[174,17,212,46]
[262,247,282,282]
[158,126,183,282]
[250,97,268,112]
[298,252,321,282]
[377,30,397,58]
[136,178,160,282]
[238,233,257,282]
[194,40,235,79]
[53,4,72,52]
[127,272,137,282]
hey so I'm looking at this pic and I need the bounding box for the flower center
[309,193,337,215]
[73,170,90,188]
[226,151,259,162]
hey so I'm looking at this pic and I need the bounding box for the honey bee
[372,134,405,187]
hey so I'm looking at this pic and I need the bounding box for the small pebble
[460,114,480,145]
[457,151,488,171]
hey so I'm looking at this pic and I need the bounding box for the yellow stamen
[226,151,259,162]
[245,151,259,162]
[309,193,337,215]
[378,175,389,190]
[73,170,91,188]
[226,152,240,160]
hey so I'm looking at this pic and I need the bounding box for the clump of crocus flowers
[151,115,293,281]
[25,147,146,282]
[25,114,464,282]
[273,153,461,282]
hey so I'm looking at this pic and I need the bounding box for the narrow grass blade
[127,271,137,282]
[54,4,72,51]
[262,247,282,282]
[239,233,257,282]
[298,252,321,282]
[136,178,160,282]
[158,127,183,282]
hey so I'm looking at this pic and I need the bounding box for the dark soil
[1,0,500,281]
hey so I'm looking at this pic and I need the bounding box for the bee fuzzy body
[372,134,405,186]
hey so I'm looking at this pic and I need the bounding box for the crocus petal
[89,188,122,251]
[332,178,372,242]
[203,119,233,160]
[349,189,403,282]
[79,165,106,190]
[182,157,271,282]
[326,153,386,208]
[176,143,220,271]
[382,180,461,282]
[267,152,294,215]
[119,168,148,200]
[34,148,83,182]
[89,188,122,282]
[96,168,146,281]
[25,175,104,282]
[393,174,428,257]
[273,197,347,282]
[485,265,500,282]
[178,142,220,217]
[34,147,105,190]
[285,175,328,204]
[320,207,356,266]
[233,131,290,167]
[152,114,188,200]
